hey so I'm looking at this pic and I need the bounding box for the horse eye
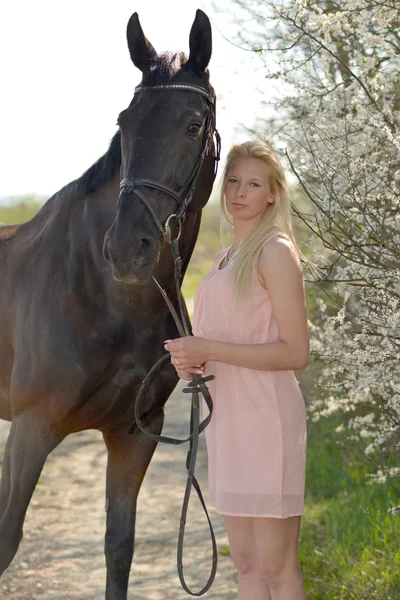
[187,123,201,135]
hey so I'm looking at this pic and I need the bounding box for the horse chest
[65,348,176,431]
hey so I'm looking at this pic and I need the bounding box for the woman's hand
[175,363,205,381]
[164,336,211,375]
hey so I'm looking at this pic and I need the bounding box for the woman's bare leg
[253,515,307,600]
[223,515,272,600]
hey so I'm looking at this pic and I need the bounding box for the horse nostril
[140,237,151,252]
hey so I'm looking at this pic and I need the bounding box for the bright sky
[0,0,268,199]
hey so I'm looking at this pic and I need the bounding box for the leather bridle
[125,81,221,596]
[119,82,221,252]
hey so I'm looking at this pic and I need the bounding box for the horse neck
[10,170,200,316]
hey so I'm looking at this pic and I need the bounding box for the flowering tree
[222,0,400,480]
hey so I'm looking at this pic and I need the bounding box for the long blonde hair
[219,140,309,304]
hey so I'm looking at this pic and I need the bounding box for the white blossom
[227,0,400,467]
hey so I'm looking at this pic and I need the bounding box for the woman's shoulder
[255,230,294,262]
[263,229,292,246]
[258,231,301,272]
[260,230,299,254]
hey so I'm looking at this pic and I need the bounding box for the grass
[0,200,44,225]
[300,415,400,599]
[218,544,231,557]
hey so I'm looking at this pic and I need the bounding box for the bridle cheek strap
[118,82,221,249]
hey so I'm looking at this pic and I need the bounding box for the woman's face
[224,157,275,224]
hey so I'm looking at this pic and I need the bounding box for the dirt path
[0,382,237,600]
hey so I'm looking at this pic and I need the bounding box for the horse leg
[0,411,64,575]
[103,409,164,600]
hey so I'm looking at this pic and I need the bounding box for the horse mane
[67,130,122,201]
[0,130,122,246]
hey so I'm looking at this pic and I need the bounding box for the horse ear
[187,10,212,74]
[126,12,157,73]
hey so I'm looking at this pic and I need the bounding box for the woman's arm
[165,237,309,372]
[206,338,306,371]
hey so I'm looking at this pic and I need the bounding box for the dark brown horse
[0,10,219,599]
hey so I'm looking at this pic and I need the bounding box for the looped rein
[130,239,218,596]
[126,82,221,595]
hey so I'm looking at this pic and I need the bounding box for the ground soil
[0,381,237,600]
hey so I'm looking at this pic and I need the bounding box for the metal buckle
[164,213,182,244]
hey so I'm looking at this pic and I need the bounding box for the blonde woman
[164,141,309,600]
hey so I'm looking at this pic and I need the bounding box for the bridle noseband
[119,82,221,250]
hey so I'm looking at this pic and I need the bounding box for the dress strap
[264,230,291,244]
[254,231,293,276]
[257,231,292,255]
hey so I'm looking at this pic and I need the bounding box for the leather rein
[124,81,222,596]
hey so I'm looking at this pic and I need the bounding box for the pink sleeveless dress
[192,231,307,518]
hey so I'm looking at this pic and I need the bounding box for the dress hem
[210,505,304,519]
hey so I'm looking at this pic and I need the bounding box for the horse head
[103,10,219,286]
